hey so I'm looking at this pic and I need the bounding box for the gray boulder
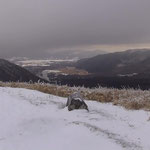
[66,92,89,111]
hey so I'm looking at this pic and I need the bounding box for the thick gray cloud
[0,0,150,58]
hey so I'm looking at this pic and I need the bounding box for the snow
[41,70,61,81]
[118,73,138,77]
[16,59,76,67]
[0,87,150,150]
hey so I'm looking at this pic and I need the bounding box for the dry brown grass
[0,81,150,111]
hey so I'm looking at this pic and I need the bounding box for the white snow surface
[0,87,150,150]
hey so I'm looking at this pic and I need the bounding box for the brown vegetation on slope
[0,82,150,111]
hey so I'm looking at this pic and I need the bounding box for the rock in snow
[66,92,89,111]
[0,87,150,150]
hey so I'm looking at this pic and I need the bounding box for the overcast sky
[0,0,150,58]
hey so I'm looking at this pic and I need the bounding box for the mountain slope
[77,49,150,76]
[0,87,150,150]
[0,58,46,82]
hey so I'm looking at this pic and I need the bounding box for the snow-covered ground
[0,87,150,150]
[15,59,76,67]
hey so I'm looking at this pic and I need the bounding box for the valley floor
[0,87,150,150]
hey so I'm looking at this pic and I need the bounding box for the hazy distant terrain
[42,49,107,60]
[0,59,46,82]
[8,49,150,89]
[8,58,88,82]
[77,49,150,77]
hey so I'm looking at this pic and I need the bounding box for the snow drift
[0,87,150,150]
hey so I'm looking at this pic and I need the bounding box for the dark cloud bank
[0,0,150,58]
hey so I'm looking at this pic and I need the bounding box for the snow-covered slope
[0,87,150,150]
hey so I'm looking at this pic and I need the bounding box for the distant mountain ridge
[44,49,107,59]
[77,49,150,77]
[0,58,47,82]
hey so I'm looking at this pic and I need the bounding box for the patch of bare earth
[59,67,89,75]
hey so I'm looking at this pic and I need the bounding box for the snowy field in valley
[0,87,150,150]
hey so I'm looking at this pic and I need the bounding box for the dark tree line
[49,74,150,90]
